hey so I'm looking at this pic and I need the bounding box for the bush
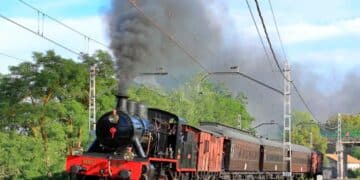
[348,169,360,178]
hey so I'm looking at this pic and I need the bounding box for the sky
[0,0,111,73]
[0,0,359,126]
[1,0,359,83]
[227,0,360,90]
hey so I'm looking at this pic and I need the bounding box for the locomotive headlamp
[109,109,119,124]
[70,143,84,156]
[70,147,83,156]
[123,147,135,160]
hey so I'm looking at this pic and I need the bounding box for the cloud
[30,0,89,10]
[230,7,360,45]
[0,16,109,73]
[299,49,360,65]
[280,18,360,44]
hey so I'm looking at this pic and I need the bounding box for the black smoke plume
[108,0,360,138]
[108,0,223,95]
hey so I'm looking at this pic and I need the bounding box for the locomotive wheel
[258,175,266,180]
[192,174,200,180]
[180,173,190,180]
[69,174,98,180]
[233,174,242,180]
[245,175,254,180]
[69,174,85,180]
[158,176,168,180]
[140,174,149,180]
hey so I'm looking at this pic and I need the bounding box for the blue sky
[0,0,110,18]
[0,0,111,73]
[1,0,360,87]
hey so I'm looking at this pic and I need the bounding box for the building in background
[326,153,360,178]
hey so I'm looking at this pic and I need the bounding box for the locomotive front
[66,96,156,179]
[95,95,152,158]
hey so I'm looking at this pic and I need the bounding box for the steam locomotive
[66,96,323,179]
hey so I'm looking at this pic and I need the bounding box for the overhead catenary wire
[17,0,185,96]
[0,13,81,56]
[265,0,320,124]
[244,0,282,89]
[127,0,283,95]
[206,71,283,95]
[292,84,319,122]
[127,0,208,72]
[0,52,28,62]
[253,0,284,78]
[253,0,320,123]
[267,0,287,61]
[321,123,339,130]
[17,0,109,49]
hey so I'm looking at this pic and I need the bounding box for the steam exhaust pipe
[134,137,146,158]
[116,95,128,113]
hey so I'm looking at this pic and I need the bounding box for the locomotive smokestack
[116,95,128,113]
[136,103,148,119]
[127,100,137,116]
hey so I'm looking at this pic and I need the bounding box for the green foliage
[292,111,327,154]
[352,147,360,160]
[325,114,360,138]
[324,114,360,158]
[0,50,116,179]
[128,75,253,127]
[0,131,43,178]
[0,50,252,178]
[348,168,360,178]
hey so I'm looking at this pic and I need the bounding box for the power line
[127,0,284,95]
[321,123,339,130]
[292,83,318,121]
[17,0,109,49]
[245,0,272,71]
[244,0,282,89]
[0,52,28,62]
[253,0,320,123]
[0,13,80,56]
[208,71,283,95]
[265,0,320,123]
[267,0,287,61]
[127,0,208,72]
[253,0,284,77]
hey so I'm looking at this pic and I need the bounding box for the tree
[0,50,116,179]
[128,75,253,128]
[352,147,360,160]
[292,111,327,154]
[325,114,360,134]
[324,113,360,158]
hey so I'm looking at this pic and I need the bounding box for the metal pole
[336,113,344,179]
[283,61,292,178]
[88,64,97,144]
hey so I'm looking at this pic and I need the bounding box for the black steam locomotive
[66,96,323,179]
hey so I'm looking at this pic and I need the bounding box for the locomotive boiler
[92,96,152,158]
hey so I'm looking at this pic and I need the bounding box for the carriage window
[204,140,209,153]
